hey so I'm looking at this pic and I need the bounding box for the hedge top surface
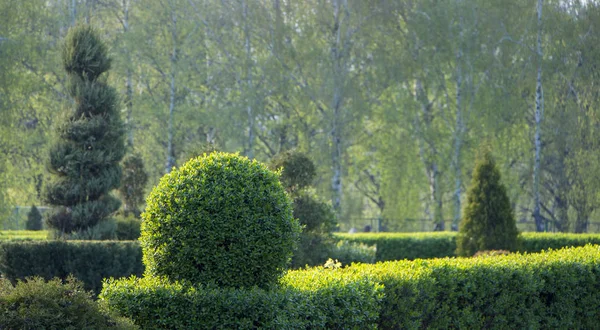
[141,152,300,288]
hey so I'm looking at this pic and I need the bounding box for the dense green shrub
[141,152,300,288]
[45,25,125,236]
[0,240,143,294]
[456,148,519,256]
[25,205,43,230]
[292,191,337,234]
[336,232,600,261]
[519,232,600,252]
[101,269,381,329]
[327,240,376,266]
[268,149,316,194]
[114,215,141,240]
[336,232,457,261]
[0,276,137,329]
[285,244,600,329]
[118,153,148,217]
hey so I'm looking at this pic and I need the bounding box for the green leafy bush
[327,240,376,265]
[101,270,382,329]
[25,205,43,231]
[285,244,600,329]
[456,148,519,256]
[0,276,137,329]
[115,215,141,240]
[0,241,143,294]
[336,232,600,261]
[118,153,149,218]
[141,152,300,288]
[268,149,316,194]
[336,232,457,261]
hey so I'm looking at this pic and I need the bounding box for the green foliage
[25,205,43,231]
[101,271,382,329]
[269,151,337,268]
[285,244,600,329]
[119,153,149,218]
[45,25,125,236]
[292,190,337,234]
[114,215,141,240]
[141,152,300,288]
[336,232,457,261]
[456,149,519,256]
[336,232,600,261]
[0,241,143,294]
[0,276,137,329]
[327,240,376,266]
[269,150,316,194]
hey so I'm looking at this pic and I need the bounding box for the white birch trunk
[165,12,177,174]
[123,0,134,148]
[242,0,255,159]
[453,46,464,228]
[414,79,444,230]
[533,0,545,231]
[330,0,345,213]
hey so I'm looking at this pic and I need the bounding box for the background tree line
[1,0,600,232]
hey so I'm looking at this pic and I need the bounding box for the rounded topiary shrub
[141,152,300,288]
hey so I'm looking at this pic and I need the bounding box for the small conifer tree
[44,25,125,236]
[456,147,519,256]
[25,205,43,231]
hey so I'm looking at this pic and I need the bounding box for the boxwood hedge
[336,232,600,261]
[0,240,143,294]
[102,245,600,329]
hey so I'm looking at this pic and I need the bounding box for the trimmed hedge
[336,232,600,261]
[100,273,382,329]
[0,241,143,294]
[103,245,600,329]
[284,244,600,329]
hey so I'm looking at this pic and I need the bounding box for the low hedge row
[100,272,382,329]
[285,244,600,329]
[102,245,600,329]
[335,232,600,260]
[0,241,143,294]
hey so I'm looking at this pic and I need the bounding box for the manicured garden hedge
[0,241,143,294]
[102,245,600,329]
[100,271,382,329]
[335,232,600,261]
[285,244,600,329]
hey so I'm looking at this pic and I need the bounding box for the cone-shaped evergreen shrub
[456,148,519,256]
[25,205,43,231]
[44,25,125,235]
[141,152,300,288]
[118,153,148,217]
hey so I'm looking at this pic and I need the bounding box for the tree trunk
[453,48,463,228]
[414,79,444,230]
[123,0,134,149]
[330,0,345,213]
[533,0,544,232]
[242,0,255,159]
[165,12,177,174]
